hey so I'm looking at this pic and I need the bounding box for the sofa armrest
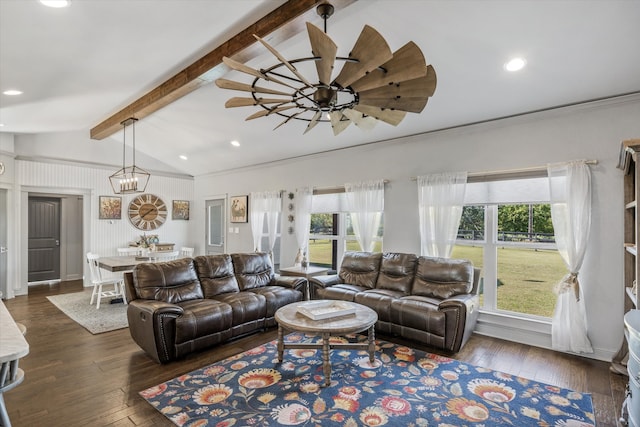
[127,300,184,363]
[308,274,340,289]
[274,275,307,292]
[438,293,478,312]
[438,294,480,352]
[308,274,340,299]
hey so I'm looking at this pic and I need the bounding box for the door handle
[55,240,60,246]
[0,247,7,253]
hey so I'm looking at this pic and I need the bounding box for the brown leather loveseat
[310,251,480,353]
[123,252,305,363]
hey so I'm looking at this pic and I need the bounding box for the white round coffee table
[274,300,378,386]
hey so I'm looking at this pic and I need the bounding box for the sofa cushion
[250,286,303,317]
[390,296,446,337]
[193,254,241,297]
[355,289,404,322]
[375,252,417,294]
[411,256,474,299]
[231,252,275,290]
[338,251,382,289]
[212,291,267,325]
[174,299,232,344]
[133,258,203,303]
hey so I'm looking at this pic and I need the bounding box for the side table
[279,266,329,300]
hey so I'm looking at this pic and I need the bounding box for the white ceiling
[1,0,639,177]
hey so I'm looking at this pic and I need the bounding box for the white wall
[192,95,640,361]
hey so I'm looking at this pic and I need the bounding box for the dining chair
[148,250,180,262]
[180,247,194,258]
[86,253,124,309]
[117,247,142,256]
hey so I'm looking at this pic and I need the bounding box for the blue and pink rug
[140,334,595,426]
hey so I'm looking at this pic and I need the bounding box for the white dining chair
[180,247,194,258]
[87,253,124,309]
[148,250,180,262]
[117,247,142,256]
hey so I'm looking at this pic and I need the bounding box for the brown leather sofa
[123,252,305,363]
[309,252,480,353]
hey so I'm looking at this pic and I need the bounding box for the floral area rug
[140,334,595,426]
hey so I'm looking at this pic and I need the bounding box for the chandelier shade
[215,3,436,136]
[109,118,150,194]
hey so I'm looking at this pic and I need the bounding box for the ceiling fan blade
[353,105,406,126]
[273,110,305,130]
[215,78,292,96]
[330,111,351,136]
[358,69,437,113]
[333,25,393,89]
[245,105,296,121]
[306,22,337,86]
[225,97,292,108]
[222,56,265,79]
[253,35,313,87]
[303,110,322,135]
[222,56,298,90]
[342,108,377,130]
[350,42,429,93]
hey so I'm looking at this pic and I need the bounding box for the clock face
[128,194,167,230]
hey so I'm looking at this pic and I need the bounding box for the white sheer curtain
[417,172,467,258]
[344,180,384,252]
[263,191,282,255]
[294,187,313,265]
[250,192,266,251]
[548,160,593,353]
[250,191,281,253]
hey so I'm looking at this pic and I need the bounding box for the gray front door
[205,198,225,255]
[28,197,61,282]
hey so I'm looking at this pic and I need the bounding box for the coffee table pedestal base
[277,325,376,387]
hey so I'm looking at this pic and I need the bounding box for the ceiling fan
[215,3,436,136]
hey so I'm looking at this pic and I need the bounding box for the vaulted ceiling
[1,0,639,176]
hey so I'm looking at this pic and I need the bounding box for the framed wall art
[172,200,190,220]
[230,195,248,223]
[99,196,122,220]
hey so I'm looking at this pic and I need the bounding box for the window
[453,176,563,319]
[307,192,383,270]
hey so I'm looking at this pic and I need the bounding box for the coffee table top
[275,300,377,334]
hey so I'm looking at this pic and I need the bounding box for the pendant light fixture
[109,118,150,194]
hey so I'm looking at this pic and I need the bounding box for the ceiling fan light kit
[215,2,437,136]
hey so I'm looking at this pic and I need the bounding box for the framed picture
[99,196,122,219]
[230,195,248,223]
[172,200,190,220]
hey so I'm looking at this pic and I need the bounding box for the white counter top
[0,299,29,363]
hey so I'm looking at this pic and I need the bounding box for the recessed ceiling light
[179,155,188,160]
[40,0,71,8]
[504,57,526,72]
[3,89,23,96]
[230,140,240,147]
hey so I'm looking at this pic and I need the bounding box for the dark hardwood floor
[2,280,627,426]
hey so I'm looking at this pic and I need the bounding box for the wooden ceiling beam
[90,0,357,140]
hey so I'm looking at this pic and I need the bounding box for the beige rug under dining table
[274,300,378,386]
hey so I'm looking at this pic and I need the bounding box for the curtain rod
[411,160,598,182]
[312,179,390,195]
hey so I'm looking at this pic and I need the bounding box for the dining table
[97,255,149,272]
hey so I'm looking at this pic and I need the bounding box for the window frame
[456,175,560,321]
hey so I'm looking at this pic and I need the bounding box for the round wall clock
[128,193,168,230]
